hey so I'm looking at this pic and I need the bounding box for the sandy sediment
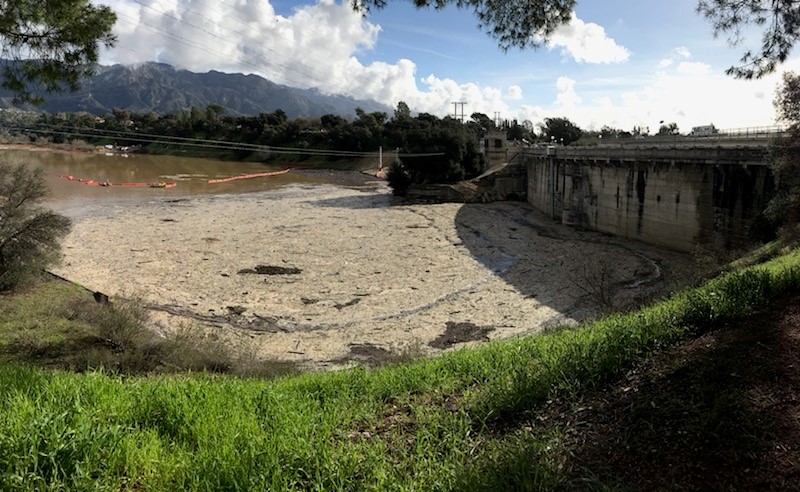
[53,182,691,369]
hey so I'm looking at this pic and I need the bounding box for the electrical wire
[126,0,325,89]
[9,126,367,156]
[6,124,446,158]
[24,123,378,156]
[113,14,313,89]
[186,0,359,74]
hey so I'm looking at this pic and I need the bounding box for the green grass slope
[1,249,799,490]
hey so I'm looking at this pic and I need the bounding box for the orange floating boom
[57,174,176,188]
[207,168,291,184]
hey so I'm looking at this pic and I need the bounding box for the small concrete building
[483,129,508,166]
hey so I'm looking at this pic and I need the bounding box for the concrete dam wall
[525,147,774,252]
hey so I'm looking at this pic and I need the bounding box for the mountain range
[0,62,390,119]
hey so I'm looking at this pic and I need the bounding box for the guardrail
[616,125,789,144]
[521,144,769,165]
[713,124,788,136]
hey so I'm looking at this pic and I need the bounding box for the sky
[95,0,800,132]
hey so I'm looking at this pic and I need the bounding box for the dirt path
[52,182,692,368]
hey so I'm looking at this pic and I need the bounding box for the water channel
[1,147,326,210]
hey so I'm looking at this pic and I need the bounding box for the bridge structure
[518,138,777,252]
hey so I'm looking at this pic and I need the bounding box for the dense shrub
[0,163,71,290]
[767,72,800,242]
[386,162,411,196]
[384,110,486,194]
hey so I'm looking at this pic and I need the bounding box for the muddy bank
[53,183,692,369]
[290,167,382,187]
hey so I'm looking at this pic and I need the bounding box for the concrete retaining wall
[526,156,774,252]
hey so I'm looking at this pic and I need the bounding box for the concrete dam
[407,137,777,253]
[524,144,774,252]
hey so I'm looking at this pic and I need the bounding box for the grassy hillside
[1,249,799,490]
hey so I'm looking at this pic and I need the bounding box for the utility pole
[452,101,467,122]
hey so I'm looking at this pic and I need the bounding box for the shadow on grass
[453,292,800,490]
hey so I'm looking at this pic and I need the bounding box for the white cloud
[656,46,693,71]
[506,85,523,100]
[555,76,582,107]
[546,14,630,64]
[675,46,691,58]
[415,74,512,117]
[518,104,544,123]
[657,58,674,69]
[676,61,711,75]
[94,0,787,133]
[100,0,380,90]
[511,57,798,132]
[595,96,613,109]
[98,0,519,119]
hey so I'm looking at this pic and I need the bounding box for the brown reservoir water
[1,147,323,205]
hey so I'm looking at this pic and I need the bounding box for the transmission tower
[452,102,467,122]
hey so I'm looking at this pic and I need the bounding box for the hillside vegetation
[1,248,798,490]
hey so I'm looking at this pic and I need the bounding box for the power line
[188,0,360,70]
[17,124,376,156]
[27,122,363,156]
[6,124,446,158]
[115,15,229,64]
[113,15,309,89]
[52,14,276,103]
[114,13,323,91]
[125,0,325,89]
[10,126,372,157]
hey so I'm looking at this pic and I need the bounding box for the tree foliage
[378,105,487,194]
[775,69,800,122]
[698,0,800,78]
[0,163,71,290]
[25,102,487,196]
[767,71,800,240]
[384,108,486,193]
[0,0,116,103]
[506,120,530,141]
[351,0,575,51]
[599,125,633,139]
[657,122,681,136]
[539,117,582,145]
[386,161,412,196]
[470,112,495,131]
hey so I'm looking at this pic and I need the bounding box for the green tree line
[14,104,496,192]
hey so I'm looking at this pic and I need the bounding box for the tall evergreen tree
[0,0,116,103]
[766,71,800,240]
